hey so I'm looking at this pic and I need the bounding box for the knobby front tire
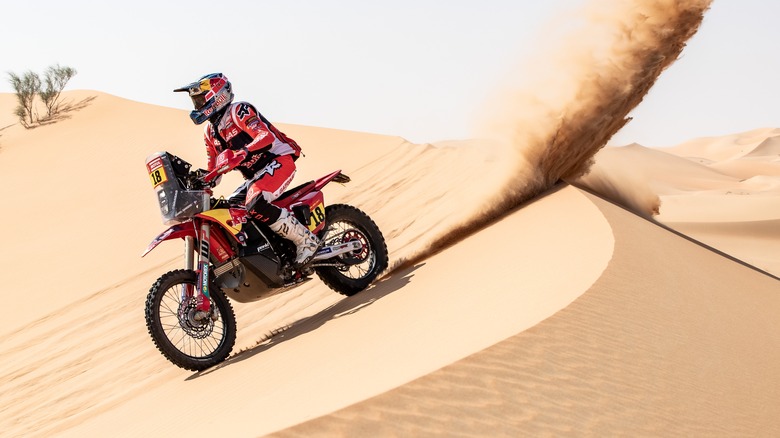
[145,269,237,371]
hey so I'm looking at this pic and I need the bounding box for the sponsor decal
[241,153,263,169]
[245,116,260,128]
[213,93,228,108]
[247,185,258,202]
[200,261,210,297]
[236,103,251,120]
[262,160,282,176]
[223,126,240,141]
[272,171,294,199]
[146,157,163,172]
[247,120,261,131]
[229,208,248,225]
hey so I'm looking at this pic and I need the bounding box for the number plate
[308,203,326,231]
[147,157,168,187]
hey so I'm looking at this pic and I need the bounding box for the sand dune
[577,128,780,276]
[6,5,777,437]
[667,127,780,162]
[0,94,18,128]
[273,190,780,437]
[0,91,513,436]
[44,185,613,438]
[1,91,778,436]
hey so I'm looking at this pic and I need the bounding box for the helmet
[174,73,234,125]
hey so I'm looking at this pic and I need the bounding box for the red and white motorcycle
[142,152,388,371]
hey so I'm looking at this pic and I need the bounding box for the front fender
[141,222,196,257]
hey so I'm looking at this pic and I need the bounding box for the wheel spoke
[158,281,225,358]
[146,270,237,371]
[321,220,377,280]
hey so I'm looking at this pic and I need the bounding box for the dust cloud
[575,151,662,218]
[395,0,712,269]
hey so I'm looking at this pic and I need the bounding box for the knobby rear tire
[315,204,389,296]
[145,269,237,371]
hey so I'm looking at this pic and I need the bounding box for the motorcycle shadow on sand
[187,262,424,379]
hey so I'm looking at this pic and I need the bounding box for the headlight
[158,191,169,214]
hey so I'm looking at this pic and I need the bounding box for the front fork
[184,219,212,313]
[184,236,195,271]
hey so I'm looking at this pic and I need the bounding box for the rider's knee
[246,196,282,224]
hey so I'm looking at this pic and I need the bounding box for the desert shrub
[7,64,77,128]
[8,71,41,128]
[39,64,77,118]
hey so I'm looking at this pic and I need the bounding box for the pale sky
[2,1,778,146]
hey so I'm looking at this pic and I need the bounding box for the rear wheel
[145,269,236,371]
[315,204,389,296]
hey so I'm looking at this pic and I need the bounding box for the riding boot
[268,209,320,266]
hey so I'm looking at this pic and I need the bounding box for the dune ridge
[578,128,780,276]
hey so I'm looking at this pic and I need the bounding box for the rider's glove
[193,169,216,189]
[215,148,248,174]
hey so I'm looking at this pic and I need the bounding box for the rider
[174,73,319,266]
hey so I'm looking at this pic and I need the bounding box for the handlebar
[202,168,222,184]
[185,168,220,191]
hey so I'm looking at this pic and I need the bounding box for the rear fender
[275,170,348,210]
[312,170,349,191]
[141,222,196,257]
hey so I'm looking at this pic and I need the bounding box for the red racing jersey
[204,102,301,180]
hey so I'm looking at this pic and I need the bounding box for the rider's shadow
[187,262,424,379]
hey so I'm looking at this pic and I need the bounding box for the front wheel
[315,204,389,296]
[145,269,237,371]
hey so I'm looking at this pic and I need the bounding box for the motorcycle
[142,151,388,371]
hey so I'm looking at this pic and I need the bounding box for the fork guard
[141,223,196,257]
